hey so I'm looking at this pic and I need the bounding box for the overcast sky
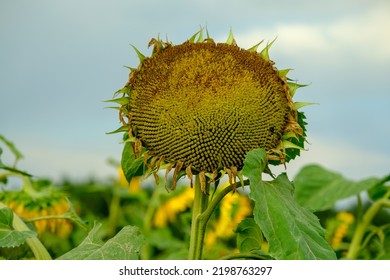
[1,0,389,182]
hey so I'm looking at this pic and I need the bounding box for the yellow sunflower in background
[328,211,355,249]
[111,28,308,191]
[1,191,72,238]
[153,187,194,228]
[205,189,252,249]
[118,166,141,193]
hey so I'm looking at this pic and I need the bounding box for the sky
[1,0,389,183]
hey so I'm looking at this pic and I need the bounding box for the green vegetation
[1,135,389,260]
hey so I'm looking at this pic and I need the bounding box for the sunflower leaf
[0,207,37,248]
[242,148,267,182]
[368,180,390,201]
[58,222,144,260]
[294,165,388,212]
[236,217,263,253]
[243,149,336,260]
[0,207,14,227]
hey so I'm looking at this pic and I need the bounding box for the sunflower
[111,29,308,192]
[1,191,72,237]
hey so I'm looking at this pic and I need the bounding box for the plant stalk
[188,178,249,260]
[346,178,390,259]
[188,175,209,260]
[347,197,390,259]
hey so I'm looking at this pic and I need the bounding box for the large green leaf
[0,207,14,226]
[294,164,385,211]
[243,149,336,260]
[235,217,263,253]
[0,207,37,248]
[58,223,144,260]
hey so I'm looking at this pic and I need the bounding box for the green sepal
[124,66,137,72]
[123,136,137,143]
[205,27,211,40]
[260,38,276,61]
[130,44,145,63]
[288,82,308,97]
[294,102,317,110]
[106,125,128,135]
[297,111,308,137]
[247,40,264,52]
[113,86,131,97]
[189,30,202,43]
[226,28,236,45]
[281,131,299,141]
[278,68,292,78]
[104,96,130,106]
[271,112,307,165]
[121,142,146,183]
[196,27,204,43]
[281,140,306,150]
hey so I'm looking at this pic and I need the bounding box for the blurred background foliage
[0,135,389,260]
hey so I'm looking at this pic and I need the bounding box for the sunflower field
[1,30,389,260]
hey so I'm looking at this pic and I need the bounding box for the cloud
[234,3,390,63]
[267,134,390,181]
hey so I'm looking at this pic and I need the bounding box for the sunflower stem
[347,187,390,259]
[188,178,250,260]
[346,178,390,259]
[346,199,384,259]
[188,175,209,260]
[198,180,249,233]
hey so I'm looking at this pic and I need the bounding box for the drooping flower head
[1,190,72,237]
[110,29,308,192]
